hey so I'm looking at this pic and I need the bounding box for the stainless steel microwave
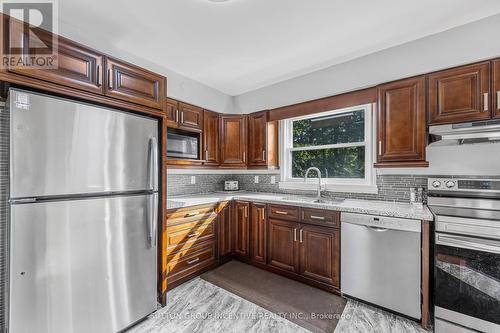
[167,131,199,160]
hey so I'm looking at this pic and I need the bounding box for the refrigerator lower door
[9,88,158,198]
[9,194,157,333]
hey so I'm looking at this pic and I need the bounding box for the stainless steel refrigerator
[7,89,159,333]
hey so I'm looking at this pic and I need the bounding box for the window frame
[279,103,377,193]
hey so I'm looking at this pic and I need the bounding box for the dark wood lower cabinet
[267,219,300,273]
[218,202,232,261]
[250,203,267,265]
[299,224,340,288]
[233,201,250,259]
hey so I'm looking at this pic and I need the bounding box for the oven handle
[436,233,500,255]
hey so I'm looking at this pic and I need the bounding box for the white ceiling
[58,0,500,96]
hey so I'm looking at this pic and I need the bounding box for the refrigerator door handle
[149,193,158,248]
[148,136,159,191]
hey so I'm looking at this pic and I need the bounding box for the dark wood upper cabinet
[105,57,165,109]
[233,201,250,258]
[247,111,279,168]
[250,203,267,265]
[220,115,247,168]
[166,98,179,128]
[299,224,340,288]
[203,110,220,166]
[267,218,299,273]
[428,62,491,125]
[493,59,500,118]
[376,76,428,168]
[218,202,232,260]
[178,102,203,132]
[5,19,104,95]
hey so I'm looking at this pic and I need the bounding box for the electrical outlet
[190,176,196,185]
[270,176,276,184]
[254,176,259,184]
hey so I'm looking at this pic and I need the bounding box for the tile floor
[128,277,429,333]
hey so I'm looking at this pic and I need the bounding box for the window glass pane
[291,147,365,179]
[292,110,365,147]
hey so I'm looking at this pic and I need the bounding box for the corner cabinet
[203,110,220,166]
[493,59,500,118]
[247,111,279,168]
[428,62,491,125]
[220,115,247,168]
[375,76,428,168]
[105,57,165,110]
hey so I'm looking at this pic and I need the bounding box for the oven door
[435,233,500,332]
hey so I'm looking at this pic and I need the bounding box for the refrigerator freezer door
[9,194,157,333]
[9,89,158,198]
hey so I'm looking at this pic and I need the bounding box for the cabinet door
[6,19,104,94]
[247,112,268,166]
[376,76,428,167]
[299,225,340,288]
[179,102,203,132]
[105,57,165,109]
[166,98,179,128]
[218,203,231,259]
[267,219,299,273]
[428,62,491,124]
[250,203,267,264]
[233,201,250,258]
[203,110,220,166]
[494,59,500,119]
[220,115,247,167]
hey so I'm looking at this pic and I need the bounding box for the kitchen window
[280,104,376,193]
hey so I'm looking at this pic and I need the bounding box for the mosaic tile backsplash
[167,173,429,203]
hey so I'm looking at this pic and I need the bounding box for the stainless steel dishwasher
[341,212,421,319]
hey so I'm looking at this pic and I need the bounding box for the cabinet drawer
[269,204,299,221]
[165,218,216,254]
[301,208,340,227]
[167,204,216,225]
[166,242,215,281]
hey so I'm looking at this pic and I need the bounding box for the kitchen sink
[282,196,344,205]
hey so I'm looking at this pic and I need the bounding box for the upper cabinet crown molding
[428,62,491,125]
[376,76,428,168]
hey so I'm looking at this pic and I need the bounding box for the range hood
[429,119,500,146]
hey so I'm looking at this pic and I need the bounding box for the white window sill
[278,181,378,194]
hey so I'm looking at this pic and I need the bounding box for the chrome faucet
[304,167,323,198]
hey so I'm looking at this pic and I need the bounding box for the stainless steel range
[428,177,500,333]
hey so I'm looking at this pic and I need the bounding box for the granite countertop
[167,191,434,221]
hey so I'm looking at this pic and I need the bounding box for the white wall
[233,13,500,114]
[57,21,234,113]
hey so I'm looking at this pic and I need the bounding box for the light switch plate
[270,176,276,184]
[254,176,259,184]
[190,176,196,184]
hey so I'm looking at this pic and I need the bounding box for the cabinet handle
[294,228,297,242]
[275,210,288,215]
[96,65,101,86]
[484,93,489,112]
[261,209,265,221]
[176,110,179,122]
[245,207,248,218]
[181,112,184,123]
[497,91,500,110]
[205,149,209,159]
[262,150,266,161]
[378,141,382,155]
[187,258,200,265]
[310,215,325,220]
[185,211,200,217]
[107,69,112,89]
[299,229,303,243]
[243,152,246,163]
[187,232,199,238]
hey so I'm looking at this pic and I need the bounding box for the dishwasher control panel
[341,212,421,233]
